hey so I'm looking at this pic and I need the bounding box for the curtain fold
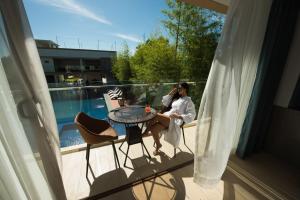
[0,0,66,199]
[237,0,300,158]
[193,0,272,186]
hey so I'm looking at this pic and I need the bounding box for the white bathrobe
[161,95,196,147]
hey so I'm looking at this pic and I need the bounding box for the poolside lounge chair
[75,112,120,177]
[108,89,123,100]
[108,87,120,95]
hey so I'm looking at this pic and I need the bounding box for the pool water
[52,98,125,148]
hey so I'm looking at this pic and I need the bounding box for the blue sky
[24,0,169,53]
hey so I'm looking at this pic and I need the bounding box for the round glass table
[108,105,157,167]
[108,105,157,124]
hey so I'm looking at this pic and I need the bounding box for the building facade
[36,40,116,86]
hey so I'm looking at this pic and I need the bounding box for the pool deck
[61,125,277,200]
[59,95,299,199]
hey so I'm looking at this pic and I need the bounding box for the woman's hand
[170,113,182,119]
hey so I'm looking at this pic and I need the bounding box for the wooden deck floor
[62,126,196,200]
[100,164,267,200]
[61,125,299,200]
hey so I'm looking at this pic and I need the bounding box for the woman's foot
[153,143,162,156]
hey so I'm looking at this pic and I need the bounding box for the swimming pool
[52,97,125,148]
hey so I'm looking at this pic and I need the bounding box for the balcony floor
[61,125,297,200]
[99,163,269,200]
[62,126,196,199]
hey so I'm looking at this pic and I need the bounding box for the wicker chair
[75,112,120,177]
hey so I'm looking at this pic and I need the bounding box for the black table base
[108,105,156,167]
[119,123,151,167]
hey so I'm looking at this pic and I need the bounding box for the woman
[145,82,196,155]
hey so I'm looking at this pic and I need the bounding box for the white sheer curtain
[0,0,66,199]
[194,0,272,186]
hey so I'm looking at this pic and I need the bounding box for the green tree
[130,36,179,83]
[112,43,132,82]
[162,0,224,81]
[162,0,224,111]
[182,9,222,81]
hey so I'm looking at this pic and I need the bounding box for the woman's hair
[179,82,189,94]
[161,84,179,113]
[161,82,189,113]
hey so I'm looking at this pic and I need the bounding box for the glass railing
[49,82,206,148]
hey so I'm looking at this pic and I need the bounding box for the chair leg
[141,143,145,155]
[119,138,126,150]
[182,127,186,145]
[111,141,120,169]
[124,144,130,167]
[174,148,176,158]
[86,144,91,177]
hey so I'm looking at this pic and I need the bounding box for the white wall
[274,15,300,107]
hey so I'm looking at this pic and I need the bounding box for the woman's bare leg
[149,123,165,155]
[144,114,171,155]
[144,114,170,135]
[155,113,170,128]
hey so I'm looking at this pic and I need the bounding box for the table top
[108,105,157,124]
